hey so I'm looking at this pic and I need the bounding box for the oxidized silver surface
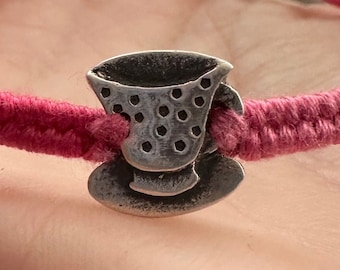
[87,51,245,217]
[88,152,244,217]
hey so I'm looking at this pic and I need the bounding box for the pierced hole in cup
[121,113,131,121]
[156,126,167,136]
[194,96,205,107]
[101,87,110,98]
[134,112,144,123]
[177,110,188,121]
[130,95,140,105]
[159,106,170,117]
[200,78,211,89]
[171,88,182,99]
[191,126,201,137]
[142,141,152,153]
[113,104,123,113]
[175,140,186,152]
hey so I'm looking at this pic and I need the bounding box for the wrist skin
[0,1,339,269]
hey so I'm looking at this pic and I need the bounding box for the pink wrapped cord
[324,0,340,7]
[210,89,340,160]
[0,90,339,162]
[0,92,129,162]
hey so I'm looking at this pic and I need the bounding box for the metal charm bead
[87,51,245,217]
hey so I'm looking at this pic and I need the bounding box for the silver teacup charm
[87,51,244,217]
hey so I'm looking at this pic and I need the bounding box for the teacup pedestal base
[88,152,244,217]
[129,163,199,197]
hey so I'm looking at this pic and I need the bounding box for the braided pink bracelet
[1,0,340,218]
[1,90,339,162]
[1,50,339,217]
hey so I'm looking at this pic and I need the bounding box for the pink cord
[0,90,339,162]
[210,89,340,160]
[0,92,129,162]
[324,0,340,7]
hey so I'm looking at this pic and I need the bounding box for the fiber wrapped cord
[0,92,129,162]
[324,0,340,6]
[210,89,340,160]
[0,90,339,162]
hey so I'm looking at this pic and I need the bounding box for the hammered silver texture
[87,51,232,172]
[87,51,245,216]
[88,152,244,217]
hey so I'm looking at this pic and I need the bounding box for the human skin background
[0,0,340,269]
